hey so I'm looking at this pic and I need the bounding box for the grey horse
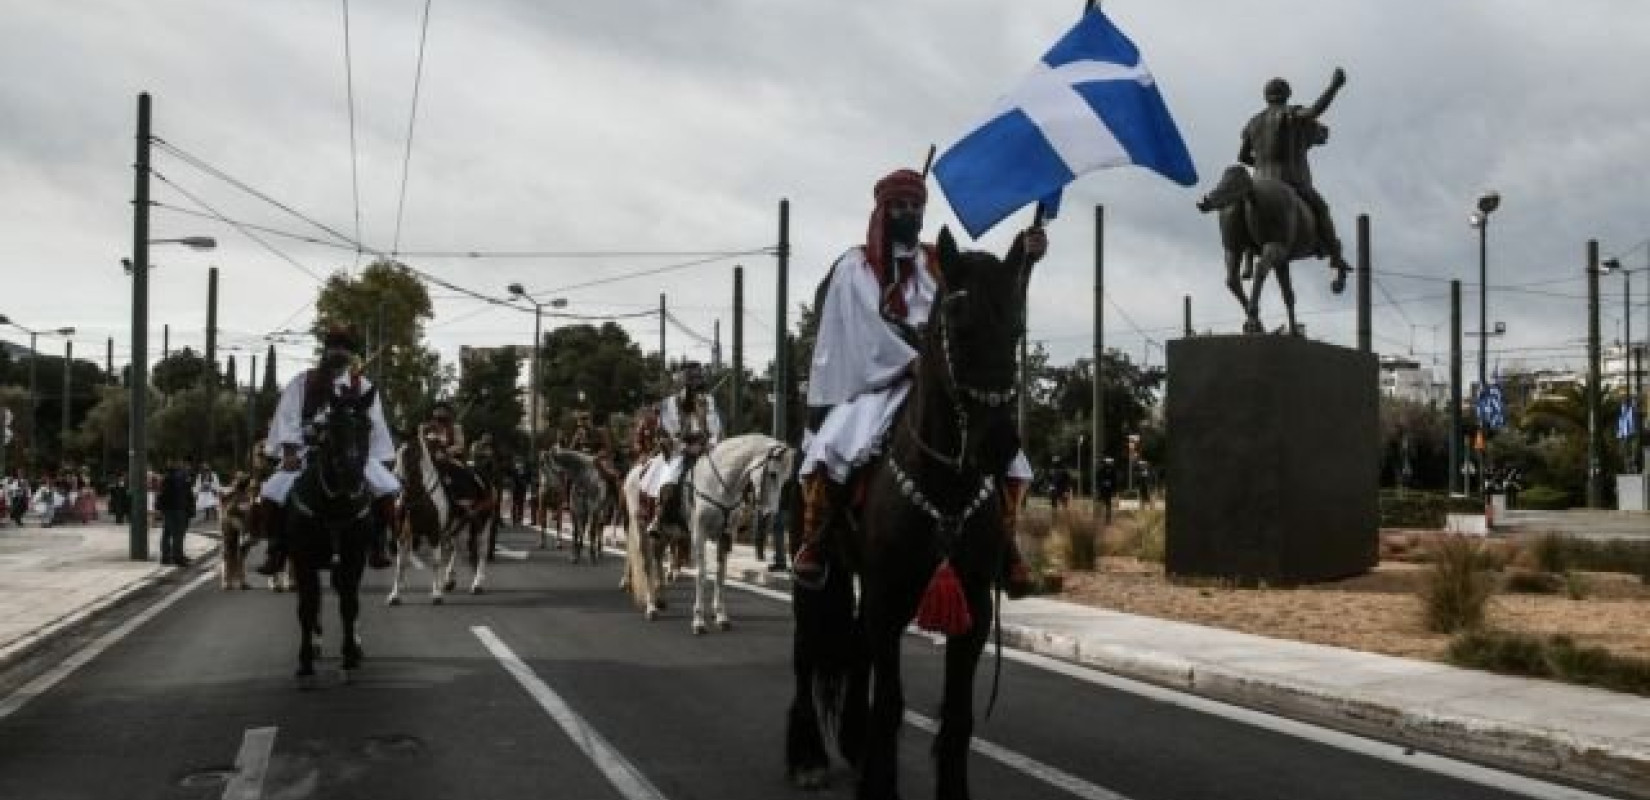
[543,445,613,564]
[1197,164,1349,335]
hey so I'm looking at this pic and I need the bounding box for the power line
[150,202,358,251]
[393,248,776,259]
[528,250,771,298]
[391,0,435,256]
[152,137,362,250]
[341,0,364,266]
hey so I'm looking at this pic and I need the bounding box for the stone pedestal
[1165,335,1379,586]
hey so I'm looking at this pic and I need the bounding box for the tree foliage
[455,347,525,458]
[312,260,438,435]
[537,323,654,430]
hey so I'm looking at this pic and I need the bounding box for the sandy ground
[1022,515,1650,663]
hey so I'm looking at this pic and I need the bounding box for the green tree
[455,347,525,458]
[538,323,654,426]
[1379,397,1450,490]
[151,347,212,395]
[312,259,438,434]
[224,354,238,390]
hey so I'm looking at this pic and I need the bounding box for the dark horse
[787,227,1032,800]
[288,385,378,687]
[1197,164,1349,335]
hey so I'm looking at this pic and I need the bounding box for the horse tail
[621,471,651,609]
[789,545,858,763]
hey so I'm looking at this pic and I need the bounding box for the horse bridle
[902,290,1018,474]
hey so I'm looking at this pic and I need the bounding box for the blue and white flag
[1618,397,1637,440]
[933,7,1197,239]
[1476,372,1506,432]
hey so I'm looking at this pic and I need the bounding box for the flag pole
[921,144,937,178]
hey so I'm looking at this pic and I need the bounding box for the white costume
[194,471,221,517]
[260,369,400,503]
[641,392,723,497]
[800,243,1031,483]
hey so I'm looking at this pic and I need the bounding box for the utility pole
[27,332,37,472]
[1093,204,1105,499]
[203,265,218,469]
[61,339,72,466]
[775,198,791,443]
[712,319,722,371]
[105,337,113,384]
[1357,214,1372,354]
[1183,295,1192,337]
[247,353,258,460]
[658,293,667,375]
[163,324,169,360]
[1449,280,1462,495]
[129,92,151,562]
[732,265,744,436]
[1587,239,1603,508]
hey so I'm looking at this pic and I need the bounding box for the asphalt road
[0,524,1613,800]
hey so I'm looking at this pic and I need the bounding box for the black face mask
[323,351,351,371]
[886,214,923,247]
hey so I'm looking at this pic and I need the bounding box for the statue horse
[287,385,379,687]
[386,433,495,605]
[786,227,1031,799]
[1197,164,1349,335]
[683,433,794,634]
[542,445,614,564]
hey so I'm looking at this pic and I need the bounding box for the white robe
[641,394,723,497]
[260,369,401,503]
[800,244,1031,482]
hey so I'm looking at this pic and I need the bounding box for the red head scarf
[865,169,929,319]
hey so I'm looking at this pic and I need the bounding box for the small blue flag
[1618,397,1637,440]
[933,7,1197,239]
[1476,370,1506,432]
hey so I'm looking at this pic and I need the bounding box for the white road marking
[492,546,528,561]
[0,571,215,721]
[902,711,1132,800]
[730,580,1619,800]
[222,726,278,800]
[472,626,669,800]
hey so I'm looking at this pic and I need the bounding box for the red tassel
[915,559,973,636]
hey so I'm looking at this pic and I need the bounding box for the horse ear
[937,226,964,287]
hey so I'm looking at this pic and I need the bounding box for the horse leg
[1248,247,1277,334]
[1224,249,1250,316]
[1277,263,1300,336]
[934,581,993,800]
[294,559,322,684]
[334,549,364,673]
[691,513,711,634]
[713,533,732,631]
[432,532,455,604]
[470,517,491,594]
[858,583,920,800]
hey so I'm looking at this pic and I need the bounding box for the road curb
[995,622,1650,800]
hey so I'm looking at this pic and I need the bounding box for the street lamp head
[0,314,9,325]
[55,327,75,336]
[507,282,526,298]
[1602,257,1622,274]
[549,298,568,309]
[1476,191,1500,216]
[1494,321,1506,335]
[177,236,216,250]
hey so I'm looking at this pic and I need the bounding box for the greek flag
[1619,397,1637,440]
[1476,374,1506,432]
[933,7,1197,239]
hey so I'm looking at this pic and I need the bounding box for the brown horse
[786,227,1032,800]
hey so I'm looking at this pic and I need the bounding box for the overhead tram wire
[395,248,775,259]
[390,0,435,257]
[150,202,359,252]
[530,249,772,299]
[151,138,361,250]
[150,170,328,283]
[341,0,365,268]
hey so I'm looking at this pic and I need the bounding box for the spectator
[155,460,195,567]
[109,473,131,524]
[1046,457,1073,511]
[508,458,531,527]
[1097,457,1118,522]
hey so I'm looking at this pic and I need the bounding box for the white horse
[386,433,493,605]
[685,434,795,634]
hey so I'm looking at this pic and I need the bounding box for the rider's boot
[254,498,289,576]
[368,495,395,569]
[791,471,834,588]
[999,477,1034,599]
[647,485,674,539]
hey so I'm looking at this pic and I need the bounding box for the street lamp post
[508,284,567,507]
[1469,191,1500,403]
[1603,255,1647,473]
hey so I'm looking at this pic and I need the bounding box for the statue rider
[1239,68,1350,280]
[641,362,722,537]
[790,168,1046,597]
[255,324,396,575]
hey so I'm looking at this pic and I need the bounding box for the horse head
[919,227,1031,472]
[311,385,376,499]
[1196,164,1254,213]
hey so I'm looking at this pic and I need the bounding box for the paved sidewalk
[7,517,1650,798]
[0,519,216,670]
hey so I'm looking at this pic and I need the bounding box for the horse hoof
[296,672,318,691]
[470,586,484,595]
[645,607,659,621]
[387,595,402,606]
[789,767,829,790]
[442,580,457,592]
[692,621,707,635]
[432,596,445,605]
[717,619,732,632]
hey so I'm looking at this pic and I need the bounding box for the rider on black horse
[255,324,396,576]
[642,363,722,538]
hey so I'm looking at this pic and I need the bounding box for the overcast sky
[3,0,1649,390]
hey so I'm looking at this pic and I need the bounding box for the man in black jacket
[155,459,195,567]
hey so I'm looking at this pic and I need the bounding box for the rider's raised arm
[1304,67,1346,120]
[367,389,395,464]
[264,373,307,458]
[659,395,681,437]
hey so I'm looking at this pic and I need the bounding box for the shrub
[1419,535,1497,633]
[1135,508,1165,563]
[1527,534,1650,577]
[1531,533,1572,574]
[1563,570,1589,600]
[1448,631,1650,697]
[1064,514,1100,571]
[1502,570,1562,595]
[1377,490,1446,529]
[1515,485,1570,510]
